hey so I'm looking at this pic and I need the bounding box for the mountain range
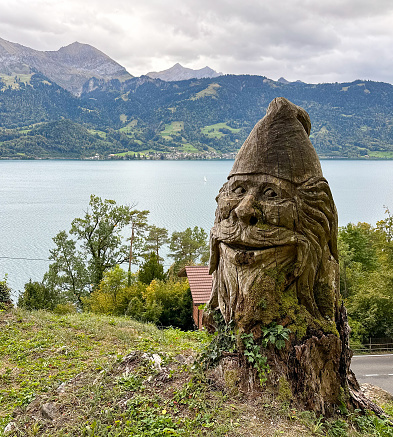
[1,37,393,160]
[146,63,222,82]
[0,37,221,95]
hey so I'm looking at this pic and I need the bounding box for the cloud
[1,0,393,83]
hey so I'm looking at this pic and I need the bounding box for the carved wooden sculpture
[204,97,381,415]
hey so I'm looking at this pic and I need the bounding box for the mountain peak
[56,41,101,55]
[0,37,133,95]
[146,63,222,82]
[277,77,290,84]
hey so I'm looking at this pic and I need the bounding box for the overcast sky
[1,0,393,84]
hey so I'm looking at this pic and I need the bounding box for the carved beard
[213,241,297,329]
[206,177,339,331]
[209,220,309,330]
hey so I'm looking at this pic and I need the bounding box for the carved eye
[263,188,278,198]
[233,186,246,194]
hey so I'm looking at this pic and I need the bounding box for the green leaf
[276,339,285,350]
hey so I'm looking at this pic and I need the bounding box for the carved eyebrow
[233,186,247,194]
[260,183,280,192]
[259,183,294,198]
[263,187,278,197]
[229,180,248,191]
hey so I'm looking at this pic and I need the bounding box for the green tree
[142,225,169,264]
[376,207,393,242]
[126,294,162,324]
[44,230,90,305]
[127,209,149,284]
[138,252,166,284]
[17,280,59,311]
[346,265,393,339]
[84,265,135,315]
[44,195,149,301]
[169,226,209,274]
[70,195,130,286]
[339,212,393,341]
[96,265,127,309]
[375,206,393,263]
[0,276,12,310]
[337,236,353,299]
[179,288,194,331]
[69,194,148,287]
[339,222,378,272]
[142,279,193,329]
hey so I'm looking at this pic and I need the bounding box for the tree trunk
[207,303,383,416]
[128,226,134,286]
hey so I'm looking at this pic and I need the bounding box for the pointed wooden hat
[229,97,323,184]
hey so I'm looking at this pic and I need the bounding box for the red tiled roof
[179,266,212,305]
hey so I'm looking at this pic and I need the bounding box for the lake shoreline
[1,156,393,161]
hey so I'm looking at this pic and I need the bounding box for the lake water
[2,159,393,298]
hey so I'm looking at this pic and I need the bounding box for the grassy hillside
[1,309,393,436]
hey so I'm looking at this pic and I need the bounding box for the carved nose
[234,195,259,225]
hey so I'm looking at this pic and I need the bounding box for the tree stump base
[206,305,384,417]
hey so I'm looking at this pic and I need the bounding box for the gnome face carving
[218,174,297,233]
[206,98,339,335]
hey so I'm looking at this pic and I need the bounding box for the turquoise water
[1,159,393,296]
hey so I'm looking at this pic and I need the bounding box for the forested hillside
[1,72,393,159]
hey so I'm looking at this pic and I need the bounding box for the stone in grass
[41,402,58,421]
[4,422,16,434]
[174,354,195,365]
[142,352,162,371]
[56,382,66,393]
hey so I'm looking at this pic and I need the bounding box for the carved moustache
[209,218,311,279]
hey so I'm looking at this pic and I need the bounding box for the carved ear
[209,232,220,274]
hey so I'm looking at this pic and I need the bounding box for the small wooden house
[178,266,212,329]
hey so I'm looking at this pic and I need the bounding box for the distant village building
[178,266,212,329]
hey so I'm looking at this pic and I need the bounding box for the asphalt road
[351,354,393,394]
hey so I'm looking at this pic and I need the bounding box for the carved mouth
[225,242,277,252]
[224,242,279,266]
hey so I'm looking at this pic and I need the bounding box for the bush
[0,276,13,310]
[17,280,59,311]
[86,266,194,330]
[138,252,166,284]
[53,302,77,314]
[84,266,145,315]
[126,295,162,324]
[143,279,193,329]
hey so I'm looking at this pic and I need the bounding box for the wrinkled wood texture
[204,97,381,415]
